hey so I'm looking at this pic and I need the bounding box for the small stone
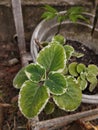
[8,58,19,66]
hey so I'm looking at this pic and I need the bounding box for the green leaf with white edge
[41,41,49,47]
[80,72,86,80]
[37,44,66,72]
[44,101,55,114]
[77,77,87,90]
[52,35,66,45]
[13,67,28,89]
[68,62,78,77]
[64,45,74,60]
[62,66,68,75]
[86,73,98,92]
[19,80,49,118]
[89,81,98,92]
[72,51,84,58]
[88,64,98,76]
[25,63,45,82]
[45,72,67,95]
[53,76,82,111]
[77,63,86,74]
[86,73,97,83]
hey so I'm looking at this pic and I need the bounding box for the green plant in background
[41,5,89,33]
[42,5,89,23]
[13,35,98,119]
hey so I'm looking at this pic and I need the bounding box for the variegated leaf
[19,80,49,118]
[37,44,66,72]
[13,67,28,89]
[25,63,45,82]
[45,72,67,95]
[53,77,82,111]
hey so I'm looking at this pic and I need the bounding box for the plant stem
[56,21,62,35]
[35,39,43,50]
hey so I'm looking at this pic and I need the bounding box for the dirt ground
[0,41,27,130]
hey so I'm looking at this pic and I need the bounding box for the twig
[31,108,98,130]
[0,107,3,130]
[80,113,98,122]
[17,126,27,129]
[34,39,43,50]
[26,121,32,130]
[6,121,11,130]
[0,103,11,107]
[76,121,98,130]
[13,116,17,130]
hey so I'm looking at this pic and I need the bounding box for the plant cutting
[13,34,98,119]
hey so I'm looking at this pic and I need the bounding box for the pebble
[8,58,19,66]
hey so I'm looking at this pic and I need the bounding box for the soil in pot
[65,39,98,95]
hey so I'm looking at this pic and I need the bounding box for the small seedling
[42,5,89,34]
[68,62,98,92]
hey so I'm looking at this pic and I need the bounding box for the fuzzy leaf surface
[72,52,84,58]
[53,77,82,111]
[86,73,97,83]
[37,44,66,72]
[45,73,67,95]
[25,64,45,82]
[44,101,55,114]
[19,80,49,118]
[88,64,98,76]
[64,45,74,60]
[77,77,87,90]
[52,35,65,45]
[68,62,78,77]
[89,81,98,92]
[77,63,86,73]
[13,67,28,89]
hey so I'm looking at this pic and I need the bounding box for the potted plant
[30,5,98,104]
[12,5,98,130]
[13,33,98,120]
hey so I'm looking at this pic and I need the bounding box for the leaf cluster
[13,35,83,118]
[13,35,98,119]
[41,5,89,23]
[68,63,98,92]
